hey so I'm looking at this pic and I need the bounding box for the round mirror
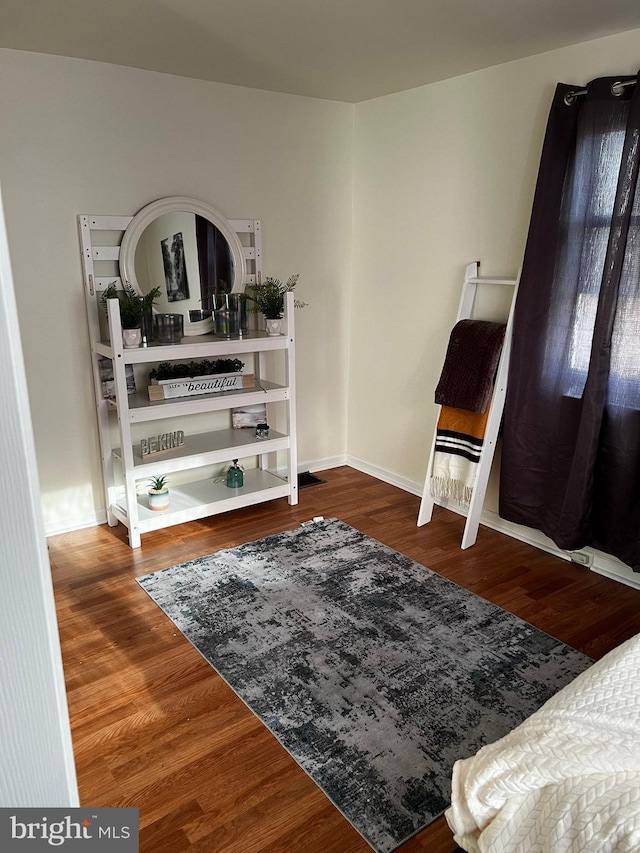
[120,196,247,336]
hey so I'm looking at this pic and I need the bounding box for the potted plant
[148,358,244,382]
[146,358,248,401]
[101,281,162,348]
[147,474,169,511]
[245,274,307,335]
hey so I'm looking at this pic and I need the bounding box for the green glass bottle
[226,459,244,488]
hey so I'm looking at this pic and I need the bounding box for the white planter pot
[265,318,283,336]
[148,488,169,511]
[122,328,142,348]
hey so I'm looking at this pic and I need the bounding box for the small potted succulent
[147,474,169,511]
[244,274,307,335]
[101,281,162,348]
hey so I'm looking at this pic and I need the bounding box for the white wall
[2,29,640,537]
[350,28,640,508]
[0,49,353,533]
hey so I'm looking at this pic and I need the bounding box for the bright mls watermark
[1,809,138,850]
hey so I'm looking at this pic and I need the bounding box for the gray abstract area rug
[136,519,592,853]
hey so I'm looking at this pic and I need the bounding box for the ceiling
[2,0,640,103]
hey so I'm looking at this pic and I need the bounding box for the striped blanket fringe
[431,405,490,506]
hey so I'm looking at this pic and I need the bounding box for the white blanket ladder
[417,262,520,548]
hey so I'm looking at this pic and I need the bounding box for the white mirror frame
[120,196,247,336]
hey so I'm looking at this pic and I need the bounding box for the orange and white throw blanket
[431,404,490,505]
[431,319,505,505]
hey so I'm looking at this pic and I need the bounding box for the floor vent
[297,471,326,489]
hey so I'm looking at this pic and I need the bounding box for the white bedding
[445,632,640,853]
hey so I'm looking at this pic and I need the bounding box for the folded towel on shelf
[434,319,506,414]
[431,404,490,505]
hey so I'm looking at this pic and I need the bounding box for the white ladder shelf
[417,261,519,548]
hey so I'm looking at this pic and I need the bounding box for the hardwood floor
[48,466,640,852]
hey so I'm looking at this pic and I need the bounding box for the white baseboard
[434,498,640,590]
[45,508,107,538]
[300,454,348,474]
[346,456,640,591]
[346,454,423,496]
[587,553,640,589]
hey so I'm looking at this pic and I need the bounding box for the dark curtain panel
[500,73,640,571]
[195,215,233,311]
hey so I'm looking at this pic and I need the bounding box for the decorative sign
[147,372,255,401]
[141,430,185,457]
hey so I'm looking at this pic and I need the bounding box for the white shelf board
[94,330,289,363]
[125,381,287,423]
[113,428,289,473]
[112,469,291,533]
